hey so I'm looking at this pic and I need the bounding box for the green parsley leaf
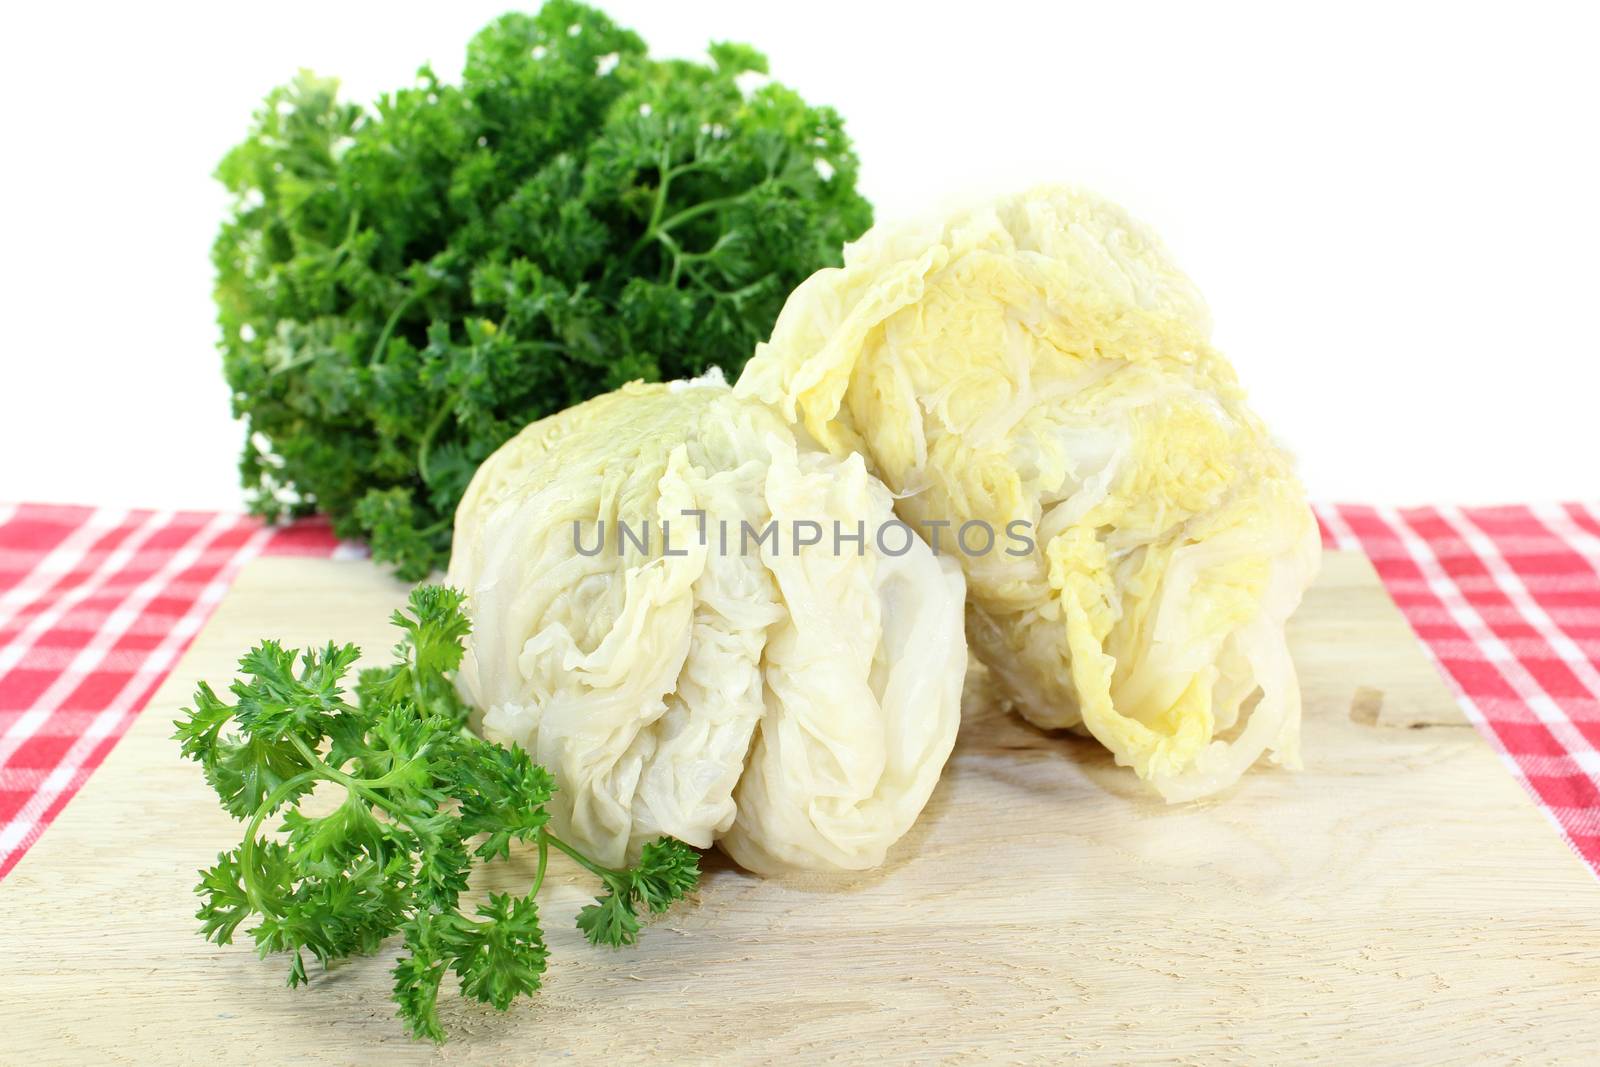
[200,731,313,820]
[574,836,700,948]
[448,893,550,1010]
[575,889,642,949]
[631,837,701,914]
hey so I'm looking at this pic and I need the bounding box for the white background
[2,1,1595,509]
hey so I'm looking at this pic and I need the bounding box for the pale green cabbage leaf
[737,186,1320,801]
[446,375,967,873]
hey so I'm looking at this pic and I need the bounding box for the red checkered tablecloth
[1317,504,1600,872]
[1,501,1597,881]
[0,505,345,878]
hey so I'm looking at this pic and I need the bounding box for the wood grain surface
[1,552,1596,1064]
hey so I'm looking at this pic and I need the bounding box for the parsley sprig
[175,586,698,1041]
[215,1,872,578]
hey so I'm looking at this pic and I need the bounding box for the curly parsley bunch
[175,586,700,1042]
[214,1,872,577]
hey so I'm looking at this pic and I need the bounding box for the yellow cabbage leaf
[738,186,1320,800]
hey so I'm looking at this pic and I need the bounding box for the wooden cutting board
[2,552,1597,1063]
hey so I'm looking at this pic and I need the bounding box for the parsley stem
[676,230,741,270]
[240,769,321,916]
[666,159,712,183]
[655,189,754,236]
[539,829,622,883]
[530,835,550,898]
[647,146,673,236]
[330,206,363,261]
[368,289,420,365]
[286,735,431,819]
[416,402,455,486]
[630,154,718,257]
